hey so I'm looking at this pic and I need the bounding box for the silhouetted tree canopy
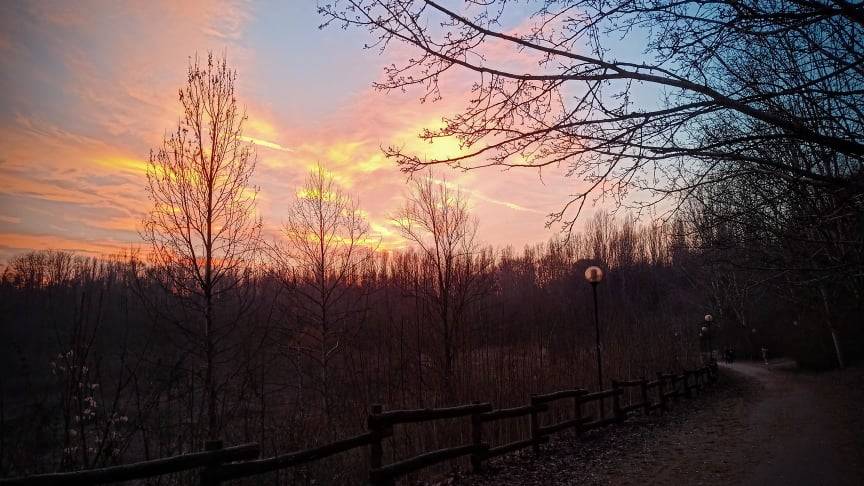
[142,52,261,441]
[320,0,864,229]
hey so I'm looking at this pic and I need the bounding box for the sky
[0,0,610,263]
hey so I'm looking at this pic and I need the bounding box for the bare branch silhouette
[141,53,261,442]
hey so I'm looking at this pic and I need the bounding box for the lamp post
[703,314,713,363]
[585,266,604,391]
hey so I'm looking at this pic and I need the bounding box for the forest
[1,146,859,482]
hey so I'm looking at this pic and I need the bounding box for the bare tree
[142,53,261,442]
[394,174,492,399]
[320,0,863,372]
[274,166,374,425]
[320,0,863,230]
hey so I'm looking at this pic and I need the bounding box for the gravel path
[736,361,864,486]
[445,361,864,486]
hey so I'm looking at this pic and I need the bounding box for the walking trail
[456,361,864,486]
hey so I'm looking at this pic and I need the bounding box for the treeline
[2,214,860,482]
[686,161,864,369]
[1,212,704,482]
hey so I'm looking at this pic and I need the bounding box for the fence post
[683,371,693,398]
[574,390,584,432]
[530,395,541,454]
[612,381,624,422]
[368,404,393,486]
[199,440,224,486]
[640,379,650,415]
[470,401,485,473]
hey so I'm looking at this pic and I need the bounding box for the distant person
[761,346,768,365]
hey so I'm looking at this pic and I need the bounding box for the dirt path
[454,362,864,486]
[734,361,863,486]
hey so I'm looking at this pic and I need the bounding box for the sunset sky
[0,1,610,263]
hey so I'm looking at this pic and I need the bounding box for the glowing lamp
[584,266,604,284]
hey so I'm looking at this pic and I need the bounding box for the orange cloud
[0,215,21,224]
[0,232,140,260]
[0,1,598,263]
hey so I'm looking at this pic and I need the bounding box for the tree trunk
[819,286,845,369]
[205,292,218,441]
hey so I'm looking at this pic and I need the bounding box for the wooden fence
[1,362,718,485]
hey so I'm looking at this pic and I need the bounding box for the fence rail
[370,402,493,426]
[209,432,375,482]
[0,362,719,486]
[0,443,259,486]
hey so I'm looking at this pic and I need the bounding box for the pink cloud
[0,1,609,262]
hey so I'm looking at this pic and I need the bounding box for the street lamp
[704,314,714,362]
[585,266,604,391]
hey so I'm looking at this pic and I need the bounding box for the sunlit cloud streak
[0,1,597,263]
[241,136,293,152]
